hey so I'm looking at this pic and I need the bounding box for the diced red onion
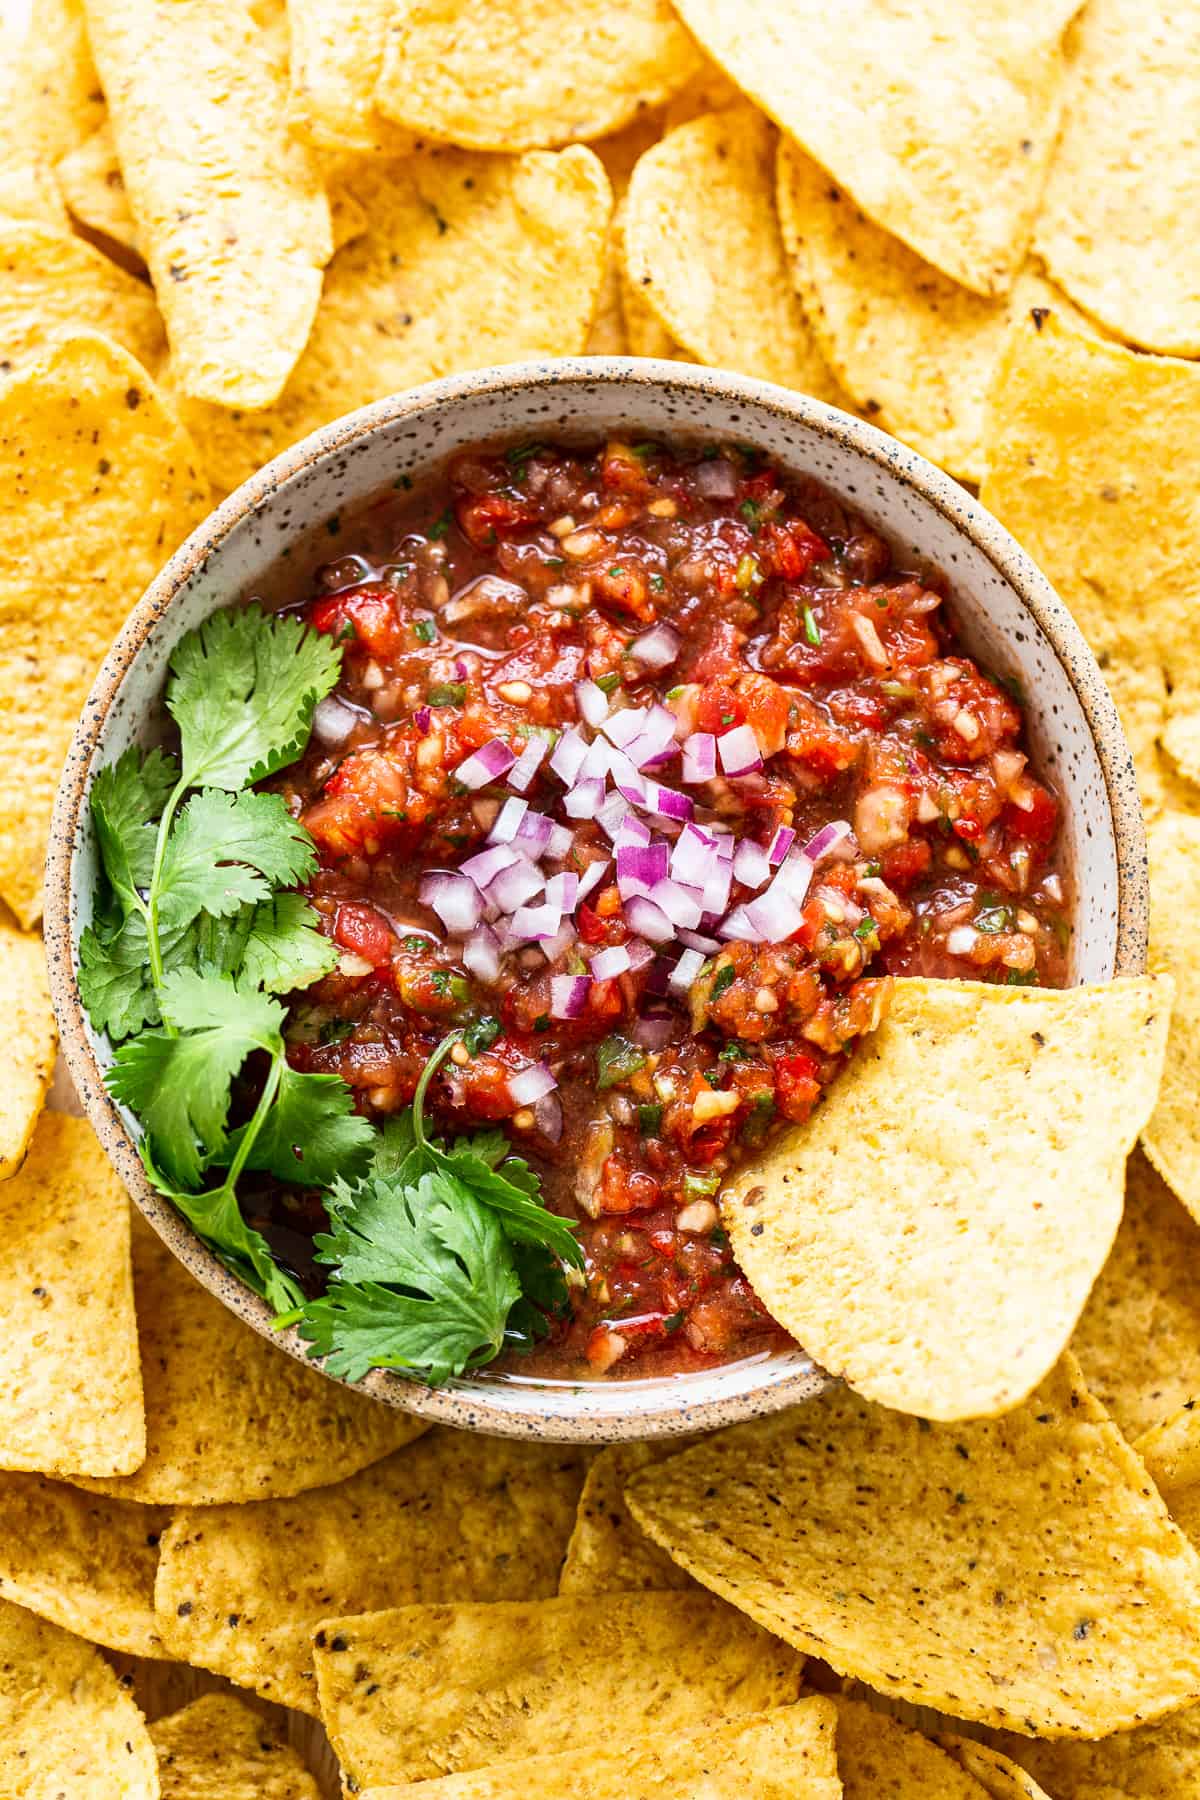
[614,778,650,810]
[651,877,704,930]
[629,623,680,672]
[534,1091,563,1143]
[669,946,707,992]
[614,814,652,848]
[545,823,574,860]
[771,853,815,905]
[508,735,548,792]
[681,732,716,785]
[419,871,482,935]
[644,782,693,823]
[514,809,554,855]
[626,938,655,972]
[746,889,803,939]
[693,457,737,499]
[596,792,633,841]
[488,857,545,913]
[549,727,588,785]
[616,842,669,888]
[508,1063,557,1106]
[544,871,579,912]
[643,955,672,996]
[575,860,610,904]
[563,777,605,820]
[489,796,528,844]
[543,921,577,962]
[702,861,733,917]
[461,843,519,889]
[591,944,631,980]
[946,925,979,956]
[670,823,715,887]
[802,819,854,863]
[509,902,563,941]
[767,825,795,865]
[678,928,720,953]
[454,737,516,790]
[720,905,759,942]
[462,923,502,983]
[601,706,648,750]
[414,705,431,733]
[550,973,590,1019]
[575,679,610,728]
[624,894,674,943]
[717,724,762,776]
[632,1009,676,1049]
[733,839,771,890]
[606,746,645,792]
[313,695,358,746]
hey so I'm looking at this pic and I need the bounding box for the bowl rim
[43,354,1149,1442]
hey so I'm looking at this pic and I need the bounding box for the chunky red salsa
[264,438,1070,1379]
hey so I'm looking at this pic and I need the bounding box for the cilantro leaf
[437,1134,583,1267]
[216,1064,375,1188]
[78,911,195,1040]
[233,893,337,993]
[90,746,179,902]
[156,788,318,932]
[107,973,283,1188]
[301,1167,520,1382]
[167,604,340,792]
[141,1143,303,1314]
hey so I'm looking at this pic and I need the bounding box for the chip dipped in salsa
[251,437,1070,1379]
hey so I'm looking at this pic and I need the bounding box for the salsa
[263,438,1070,1379]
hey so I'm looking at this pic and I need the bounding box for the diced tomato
[333,902,394,967]
[1007,783,1057,849]
[599,1154,661,1214]
[309,583,406,659]
[695,676,746,734]
[761,519,828,581]
[455,490,541,548]
[879,839,933,887]
[773,1051,821,1122]
[577,903,607,945]
[600,443,652,497]
[689,619,745,683]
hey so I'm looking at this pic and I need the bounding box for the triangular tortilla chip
[84,0,333,408]
[0,1595,157,1797]
[374,0,702,152]
[0,1472,164,1658]
[55,124,143,258]
[1035,0,1200,356]
[75,1215,422,1506]
[987,1704,1200,1799]
[669,0,1080,296]
[0,332,210,926]
[0,921,56,1179]
[1142,812,1200,1223]
[314,1592,806,1787]
[622,108,843,399]
[1070,1149,1200,1442]
[0,0,103,230]
[980,311,1200,800]
[174,144,612,496]
[287,0,414,153]
[832,1697,992,1798]
[626,1355,1200,1736]
[357,1700,842,1800]
[150,1692,320,1799]
[559,1442,694,1596]
[0,222,165,375]
[0,1113,144,1478]
[156,1430,589,1714]
[1135,1405,1200,1548]
[722,977,1169,1422]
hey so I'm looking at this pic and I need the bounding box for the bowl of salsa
[45,359,1147,1440]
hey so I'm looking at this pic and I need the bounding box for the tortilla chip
[831,1697,991,1798]
[980,311,1200,800]
[85,0,333,409]
[936,1735,1056,1800]
[314,1591,806,1787]
[357,1700,842,1800]
[1035,0,1200,355]
[0,922,56,1180]
[559,1442,693,1596]
[0,0,104,230]
[375,0,703,152]
[0,1596,157,1798]
[671,0,1080,297]
[0,333,209,925]
[0,223,165,376]
[622,108,842,399]
[777,143,1097,481]
[660,60,743,131]
[77,1216,422,1507]
[155,1430,589,1714]
[1070,1149,1200,1442]
[288,0,415,153]
[722,977,1169,1422]
[0,58,70,227]
[0,1112,144,1477]
[1141,813,1200,1222]
[1135,1405,1200,1548]
[173,143,612,495]
[0,1472,165,1657]
[150,1692,320,1799]
[626,1354,1200,1736]
[987,1705,1200,1799]
[620,268,689,360]
[583,120,667,357]
[56,124,142,258]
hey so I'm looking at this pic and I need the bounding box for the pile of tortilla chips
[6,0,1200,1793]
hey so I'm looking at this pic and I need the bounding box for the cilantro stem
[411,1030,462,1150]
[145,771,191,1031]
[222,1042,284,1195]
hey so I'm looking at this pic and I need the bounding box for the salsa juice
[263,439,1070,1378]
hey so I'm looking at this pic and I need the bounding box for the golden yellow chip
[150,1692,320,1800]
[777,142,1097,481]
[626,1354,1200,1736]
[559,1442,693,1596]
[375,0,702,151]
[980,310,1200,799]
[84,0,333,409]
[622,109,842,399]
[1135,1405,1200,1548]
[315,1591,806,1787]
[987,1705,1200,1799]
[287,0,415,153]
[1035,0,1200,355]
[174,143,611,495]
[0,0,104,230]
[0,1472,165,1657]
[660,60,743,132]
[831,1697,991,1798]
[55,124,142,258]
[1142,812,1200,1223]
[0,922,56,1180]
[670,0,1079,297]
[357,1699,842,1800]
[0,222,165,375]
[722,977,1169,1422]
[583,120,666,357]
[0,1112,144,1478]
[156,1430,589,1714]
[1070,1150,1200,1442]
[0,334,208,926]
[77,1215,422,1507]
[0,1595,157,1797]
[935,1735,1056,1800]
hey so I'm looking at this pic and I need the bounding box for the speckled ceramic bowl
[44,358,1147,1442]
